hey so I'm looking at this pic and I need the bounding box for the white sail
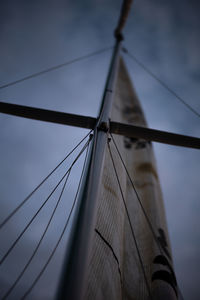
[84,57,177,299]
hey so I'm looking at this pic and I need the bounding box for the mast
[1,1,199,299]
[56,35,122,300]
[56,2,132,299]
[0,1,200,298]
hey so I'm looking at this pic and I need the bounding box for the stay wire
[3,161,76,299]
[0,129,92,230]
[0,137,91,265]
[21,139,91,299]
[2,170,72,300]
[107,139,153,300]
[110,134,185,299]
[123,47,200,119]
[110,133,163,254]
[0,47,112,90]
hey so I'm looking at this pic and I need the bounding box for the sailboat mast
[56,38,122,300]
[56,2,133,299]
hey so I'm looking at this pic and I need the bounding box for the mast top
[114,0,133,40]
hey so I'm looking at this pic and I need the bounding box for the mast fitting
[97,121,109,132]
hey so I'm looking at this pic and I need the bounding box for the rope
[107,139,153,300]
[21,139,91,299]
[0,130,92,230]
[123,47,200,119]
[2,170,72,300]
[0,138,91,265]
[0,47,112,90]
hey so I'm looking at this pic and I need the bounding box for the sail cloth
[84,58,177,300]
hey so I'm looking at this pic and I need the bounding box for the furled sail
[84,57,178,300]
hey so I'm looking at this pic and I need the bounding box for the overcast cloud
[0,0,200,299]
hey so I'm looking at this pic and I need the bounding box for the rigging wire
[110,133,184,299]
[0,47,112,90]
[107,139,153,300]
[0,129,92,230]
[2,170,72,300]
[123,47,200,119]
[110,133,162,253]
[0,138,91,265]
[21,138,91,299]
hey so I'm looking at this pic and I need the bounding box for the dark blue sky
[0,0,200,299]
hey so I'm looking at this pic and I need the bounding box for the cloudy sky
[0,0,200,299]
